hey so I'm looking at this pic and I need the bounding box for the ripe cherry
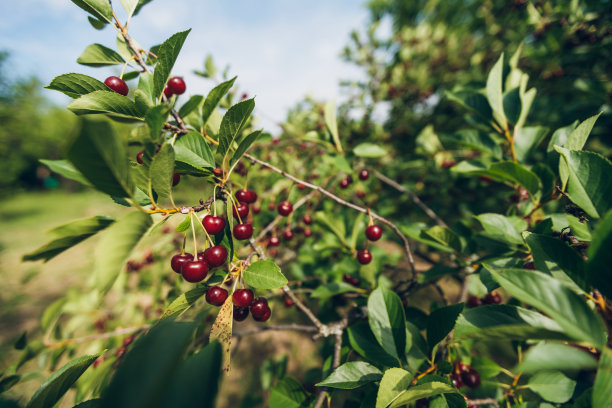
[236,189,257,204]
[269,236,280,247]
[343,273,360,287]
[283,297,294,307]
[253,205,261,214]
[303,228,312,237]
[278,200,293,216]
[181,260,208,283]
[164,86,172,98]
[172,173,181,186]
[450,373,463,388]
[268,202,276,211]
[461,369,481,388]
[233,289,254,307]
[253,307,271,322]
[483,292,502,304]
[441,160,456,169]
[171,253,193,273]
[212,168,223,177]
[359,169,370,180]
[297,183,306,190]
[233,306,249,321]
[365,225,383,241]
[167,76,186,95]
[233,202,249,220]
[467,296,482,308]
[339,178,350,189]
[104,76,129,96]
[203,245,228,267]
[206,286,228,306]
[202,215,226,235]
[250,298,270,319]
[233,223,253,240]
[136,151,144,165]
[283,229,294,241]
[303,215,312,225]
[356,249,372,265]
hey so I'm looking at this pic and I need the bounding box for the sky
[0,0,374,132]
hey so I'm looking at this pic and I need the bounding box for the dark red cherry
[269,236,280,247]
[181,260,208,283]
[339,178,350,189]
[164,86,172,98]
[359,169,370,180]
[483,292,502,304]
[283,297,294,307]
[303,228,312,237]
[253,205,261,214]
[356,249,372,265]
[167,76,186,95]
[365,225,383,241]
[202,215,226,235]
[206,286,228,306]
[233,289,254,307]
[172,173,180,186]
[171,253,193,273]
[233,202,249,220]
[253,307,271,322]
[303,215,312,225]
[236,189,257,204]
[451,373,463,388]
[461,369,481,388]
[278,201,293,216]
[203,245,228,267]
[233,223,253,240]
[250,297,269,319]
[136,151,144,165]
[283,229,294,241]
[233,306,249,321]
[104,76,128,96]
[467,296,482,308]
[268,202,276,211]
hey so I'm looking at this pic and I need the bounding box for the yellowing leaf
[209,296,233,375]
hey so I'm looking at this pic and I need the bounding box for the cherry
[356,249,372,265]
[268,202,276,211]
[233,306,249,321]
[461,369,481,388]
[269,236,280,247]
[212,168,223,177]
[523,261,535,270]
[467,295,482,308]
[233,289,254,307]
[167,76,186,95]
[303,215,312,225]
[365,225,383,241]
[250,297,270,320]
[206,286,228,306]
[356,191,366,199]
[283,297,294,307]
[339,178,350,189]
[359,169,370,180]
[171,253,193,273]
[136,151,144,165]
[483,292,502,304]
[297,183,306,190]
[253,307,271,322]
[303,228,312,237]
[181,260,208,283]
[104,76,128,96]
[203,245,228,267]
[172,173,180,186]
[278,200,293,216]
[233,223,253,240]
[253,205,261,214]
[164,86,172,98]
[236,189,257,204]
[450,373,463,388]
[343,273,360,287]
[283,229,294,241]
[241,92,248,100]
[233,202,249,220]
[441,160,456,169]
[202,215,226,235]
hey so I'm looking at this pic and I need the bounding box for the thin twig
[256,189,317,241]
[467,398,500,407]
[44,324,153,349]
[233,324,318,337]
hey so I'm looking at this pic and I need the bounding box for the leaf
[178,95,203,118]
[23,216,114,262]
[316,361,383,389]
[427,303,464,349]
[39,159,91,186]
[67,119,134,197]
[149,143,175,199]
[70,0,113,23]
[376,368,414,408]
[174,131,215,172]
[324,100,343,154]
[421,226,462,252]
[515,75,536,131]
[347,322,399,368]
[517,342,598,373]
[310,282,358,301]
[354,143,386,158]
[269,377,309,408]
[367,287,406,362]
[202,77,236,126]
[514,126,548,162]
[476,213,526,246]
[446,130,501,158]
[565,113,602,151]
[68,91,142,121]
[313,211,348,246]
[488,161,540,196]
[0,375,21,393]
[45,73,108,98]
[209,296,233,374]
[556,146,612,219]
[527,371,576,403]
[230,130,262,167]
[486,53,507,129]
[489,267,607,348]
[593,347,612,408]
[119,0,139,17]
[243,260,288,289]
[26,353,102,408]
[445,90,492,122]
[145,105,168,142]
[217,99,255,161]
[389,382,459,408]
[587,210,612,299]
[94,211,152,293]
[161,286,208,320]
[77,43,125,67]
[153,30,191,100]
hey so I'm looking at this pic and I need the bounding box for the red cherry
[461,369,481,388]
[297,183,306,190]
[181,260,208,283]
[253,205,261,214]
[233,202,249,220]
[269,236,280,247]
[104,76,128,96]
[268,202,276,211]
[303,215,312,225]
[365,225,383,241]
[241,92,248,100]
[451,373,463,388]
[253,307,271,322]
[441,160,456,169]
[212,168,223,177]
[523,262,535,270]
[483,292,502,304]
[359,169,370,180]
[356,249,372,265]
[233,289,254,307]
[206,286,228,306]
[164,86,172,98]
[339,178,350,189]
[250,297,269,319]
[171,253,193,273]
[303,228,312,237]
[172,173,180,186]
[343,273,360,287]
[233,223,253,240]
[233,306,249,321]
[202,215,226,235]
[278,201,293,216]
[283,297,294,307]
[136,151,144,165]
[236,189,257,204]
[467,296,482,308]
[283,229,294,241]
[167,76,186,95]
[203,245,228,267]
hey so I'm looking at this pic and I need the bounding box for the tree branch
[233,324,318,338]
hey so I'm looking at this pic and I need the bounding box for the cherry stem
[197,213,215,246]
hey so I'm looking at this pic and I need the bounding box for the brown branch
[314,323,346,408]
[233,324,318,338]
[467,398,500,407]
[44,324,153,349]
[255,189,317,242]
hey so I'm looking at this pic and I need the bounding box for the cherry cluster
[265,195,313,254]
[104,75,186,99]
[231,188,257,240]
[206,287,271,322]
[356,224,383,265]
[467,291,502,308]
[451,362,481,389]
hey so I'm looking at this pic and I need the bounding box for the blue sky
[0,0,375,131]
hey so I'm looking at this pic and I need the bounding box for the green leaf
[489,267,607,348]
[587,210,612,298]
[376,368,414,408]
[119,0,139,17]
[230,130,261,168]
[556,146,612,219]
[446,130,501,158]
[475,213,526,246]
[427,303,464,349]
[202,77,236,126]
[175,216,190,232]
[488,161,540,196]
[515,75,536,131]
[243,260,287,289]
[149,143,175,199]
[527,371,576,403]
[565,113,602,151]
[0,375,21,393]
[70,0,113,23]
[313,211,348,247]
[347,322,399,368]
[161,286,207,320]
[153,30,191,101]
[324,100,343,154]
[217,99,255,161]
[517,342,597,373]
[67,119,134,197]
[145,105,169,142]
[421,226,462,252]
[389,382,459,408]
[486,53,507,129]
[269,377,308,408]
[310,282,358,301]
[445,90,492,122]
[39,159,91,186]
[77,44,125,67]
[26,353,102,408]
[514,126,548,162]
[593,347,612,408]
[178,95,203,118]
[68,91,142,121]
[174,131,215,172]
[367,287,406,362]
[354,143,386,158]
[316,361,383,389]
[23,216,115,262]
[45,73,108,98]
[94,211,152,293]
[88,16,107,29]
